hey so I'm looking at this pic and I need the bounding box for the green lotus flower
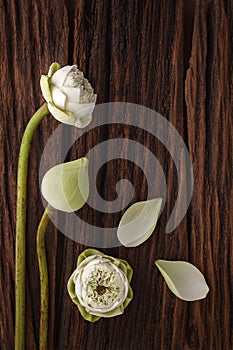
[67,249,133,322]
[40,62,96,128]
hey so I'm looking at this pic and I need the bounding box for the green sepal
[40,75,52,103]
[48,62,61,77]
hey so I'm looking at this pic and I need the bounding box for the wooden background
[0,0,233,349]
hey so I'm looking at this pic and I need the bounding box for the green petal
[117,198,163,247]
[123,285,133,308]
[77,304,101,322]
[67,271,77,299]
[77,250,133,282]
[40,75,52,103]
[77,248,101,266]
[155,260,209,301]
[118,259,133,282]
[48,62,61,77]
[41,157,89,212]
[67,273,100,322]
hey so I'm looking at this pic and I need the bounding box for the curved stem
[36,207,54,350]
[15,103,49,350]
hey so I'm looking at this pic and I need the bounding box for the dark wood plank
[0,0,232,349]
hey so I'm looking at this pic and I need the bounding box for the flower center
[78,262,127,310]
[96,284,106,295]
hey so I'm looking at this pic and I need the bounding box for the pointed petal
[60,86,81,103]
[40,75,52,102]
[48,62,61,78]
[41,157,89,212]
[117,198,163,247]
[50,85,66,110]
[77,249,103,265]
[51,65,74,87]
[155,260,209,301]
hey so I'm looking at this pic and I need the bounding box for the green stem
[15,103,49,350]
[36,207,54,350]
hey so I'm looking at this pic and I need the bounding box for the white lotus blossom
[67,249,133,321]
[40,62,96,128]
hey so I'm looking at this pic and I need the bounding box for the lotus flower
[67,249,133,322]
[40,62,96,128]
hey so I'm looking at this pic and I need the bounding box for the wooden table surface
[0,0,232,349]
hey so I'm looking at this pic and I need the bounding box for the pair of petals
[117,200,209,301]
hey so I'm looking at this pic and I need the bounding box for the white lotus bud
[40,62,96,128]
[41,157,89,212]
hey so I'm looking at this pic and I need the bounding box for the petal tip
[48,62,61,77]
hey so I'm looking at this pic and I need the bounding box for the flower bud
[67,249,133,322]
[40,62,96,128]
[41,157,89,212]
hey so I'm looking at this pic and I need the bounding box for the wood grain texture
[0,0,232,349]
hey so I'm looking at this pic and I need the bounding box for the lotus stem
[36,206,54,350]
[15,103,49,350]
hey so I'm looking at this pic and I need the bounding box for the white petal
[48,103,75,126]
[41,158,89,212]
[155,260,209,301]
[66,101,95,116]
[117,198,163,247]
[85,305,124,318]
[75,114,92,128]
[51,85,66,110]
[60,86,81,103]
[51,65,74,87]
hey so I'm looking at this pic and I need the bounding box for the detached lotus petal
[41,157,89,212]
[117,198,163,247]
[67,249,133,322]
[40,62,96,128]
[155,260,209,301]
